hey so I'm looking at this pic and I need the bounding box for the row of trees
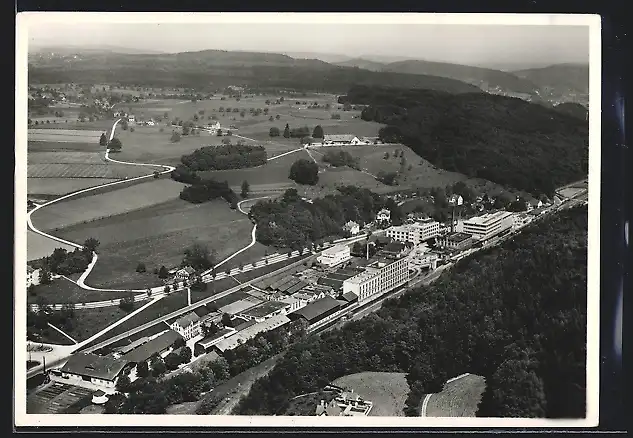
[179,178,239,208]
[321,150,360,169]
[347,85,588,197]
[35,238,99,276]
[276,124,324,140]
[180,144,268,171]
[234,206,588,418]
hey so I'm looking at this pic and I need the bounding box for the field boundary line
[46,323,78,344]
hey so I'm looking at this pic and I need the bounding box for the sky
[25,15,592,69]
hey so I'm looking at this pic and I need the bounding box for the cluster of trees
[321,150,360,169]
[182,243,216,271]
[249,186,401,249]
[347,85,588,197]
[288,159,319,185]
[179,178,239,208]
[27,301,77,342]
[36,238,99,276]
[234,206,588,418]
[282,124,312,139]
[180,144,267,171]
[108,137,122,152]
[105,320,308,414]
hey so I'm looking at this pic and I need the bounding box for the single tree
[83,237,100,253]
[179,346,193,364]
[158,265,169,279]
[221,313,232,327]
[39,268,52,285]
[136,361,149,378]
[241,180,250,199]
[99,133,108,146]
[275,114,281,120]
[136,262,146,273]
[312,125,324,139]
[283,123,290,138]
[108,138,123,152]
[269,127,280,137]
[170,131,181,143]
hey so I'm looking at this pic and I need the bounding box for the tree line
[233,206,588,418]
[180,144,268,172]
[248,187,403,249]
[345,85,588,197]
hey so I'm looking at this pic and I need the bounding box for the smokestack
[451,205,455,233]
[187,287,191,306]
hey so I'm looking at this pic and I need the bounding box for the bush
[288,159,319,185]
[136,262,146,273]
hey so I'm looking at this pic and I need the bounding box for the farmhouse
[53,353,130,391]
[376,208,391,223]
[127,115,136,123]
[121,329,183,364]
[323,134,361,145]
[316,390,373,416]
[174,266,196,281]
[526,199,544,212]
[27,265,41,287]
[170,312,202,340]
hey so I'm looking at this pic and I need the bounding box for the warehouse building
[462,211,514,241]
[342,256,409,303]
[53,353,131,391]
[317,244,352,267]
[288,296,343,327]
[435,232,474,251]
[386,219,441,245]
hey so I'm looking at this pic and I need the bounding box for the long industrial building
[462,211,514,241]
[342,256,409,303]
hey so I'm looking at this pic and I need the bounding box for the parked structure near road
[462,211,514,241]
[321,134,361,145]
[317,244,351,267]
[170,312,202,340]
[386,219,441,245]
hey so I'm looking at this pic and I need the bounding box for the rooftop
[323,134,357,142]
[121,329,182,363]
[289,296,341,322]
[441,232,473,243]
[174,312,201,328]
[214,314,291,352]
[341,291,359,303]
[60,353,128,382]
[320,244,350,257]
[241,300,287,318]
[463,211,513,226]
[196,328,235,348]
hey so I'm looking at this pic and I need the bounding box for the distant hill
[335,58,386,71]
[512,63,589,94]
[381,60,538,93]
[348,85,588,196]
[29,44,167,55]
[553,102,589,120]
[282,51,353,64]
[28,49,481,95]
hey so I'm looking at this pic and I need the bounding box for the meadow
[27,162,154,179]
[27,178,119,196]
[27,276,132,305]
[56,198,254,289]
[28,128,105,143]
[30,179,185,232]
[27,230,76,262]
[331,372,411,417]
[424,374,486,417]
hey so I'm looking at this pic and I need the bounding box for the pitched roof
[196,328,235,349]
[341,291,359,303]
[241,300,287,318]
[174,312,200,327]
[214,314,291,352]
[289,296,341,323]
[323,134,357,142]
[121,329,182,363]
[61,353,128,381]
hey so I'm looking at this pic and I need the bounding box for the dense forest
[343,85,588,197]
[248,187,403,249]
[180,144,267,171]
[234,206,588,418]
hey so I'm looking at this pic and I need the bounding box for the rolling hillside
[335,57,386,71]
[512,63,589,94]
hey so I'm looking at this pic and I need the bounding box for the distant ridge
[512,63,589,94]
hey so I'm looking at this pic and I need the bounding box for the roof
[234,319,258,332]
[241,300,287,318]
[383,242,407,253]
[321,244,350,257]
[121,329,182,363]
[61,353,128,382]
[464,211,513,226]
[323,134,357,142]
[115,335,151,355]
[441,232,473,243]
[317,277,344,290]
[220,299,260,316]
[214,314,291,352]
[173,312,201,328]
[345,220,359,227]
[196,328,235,348]
[193,306,210,318]
[341,291,359,303]
[290,296,341,323]
[177,266,196,275]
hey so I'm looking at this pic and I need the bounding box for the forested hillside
[344,85,588,196]
[234,206,588,418]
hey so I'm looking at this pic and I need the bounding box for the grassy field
[28,128,105,143]
[27,230,76,262]
[28,118,114,132]
[27,162,154,179]
[28,140,103,153]
[28,151,107,164]
[67,306,133,343]
[56,198,253,289]
[30,179,185,232]
[425,374,486,418]
[27,178,119,196]
[27,276,133,305]
[332,372,411,417]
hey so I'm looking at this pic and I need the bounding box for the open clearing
[27,276,133,305]
[27,230,76,262]
[28,178,119,196]
[425,374,486,418]
[30,179,185,231]
[56,198,253,289]
[332,372,410,417]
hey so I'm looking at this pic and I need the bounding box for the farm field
[27,162,154,179]
[27,229,76,262]
[30,179,185,232]
[27,118,114,132]
[28,128,105,143]
[425,374,486,418]
[27,178,119,196]
[27,383,94,414]
[28,140,103,153]
[27,276,133,305]
[332,372,411,417]
[56,198,253,289]
[28,151,106,164]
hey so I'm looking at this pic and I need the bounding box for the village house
[376,208,391,223]
[52,353,131,392]
[170,312,202,340]
[343,220,360,236]
[27,265,41,287]
[526,199,544,212]
[127,115,136,124]
[174,266,196,281]
[315,389,373,416]
[449,194,464,206]
[322,134,361,145]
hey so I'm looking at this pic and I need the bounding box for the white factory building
[462,211,514,241]
[342,257,409,303]
[386,219,440,245]
[317,244,352,267]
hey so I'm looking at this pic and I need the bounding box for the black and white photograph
[14,12,600,428]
